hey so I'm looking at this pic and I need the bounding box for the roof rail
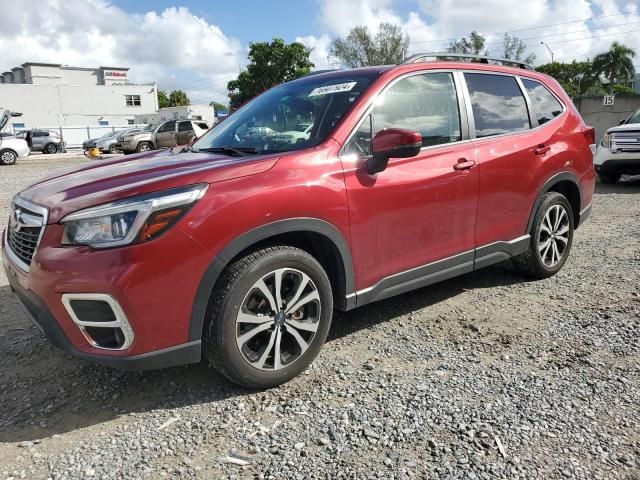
[401,52,534,70]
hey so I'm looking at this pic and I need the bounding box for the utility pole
[541,42,554,63]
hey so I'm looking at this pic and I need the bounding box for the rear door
[32,131,47,150]
[464,72,547,248]
[176,121,195,145]
[155,121,177,147]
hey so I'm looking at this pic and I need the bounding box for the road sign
[603,95,615,106]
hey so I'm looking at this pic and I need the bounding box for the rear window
[464,73,530,138]
[521,78,564,126]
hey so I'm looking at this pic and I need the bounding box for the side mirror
[367,128,422,174]
[619,119,626,125]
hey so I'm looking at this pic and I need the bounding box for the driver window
[345,72,462,155]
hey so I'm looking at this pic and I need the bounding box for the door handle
[534,144,551,155]
[453,158,477,171]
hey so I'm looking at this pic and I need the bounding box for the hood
[18,148,280,223]
[607,122,640,134]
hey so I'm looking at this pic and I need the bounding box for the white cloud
[0,1,243,103]
[295,34,340,69]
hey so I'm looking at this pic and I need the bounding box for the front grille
[7,226,41,265]
[5,200,46,271]
[611,131,640,152]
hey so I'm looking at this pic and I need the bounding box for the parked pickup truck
[113,120,209,154]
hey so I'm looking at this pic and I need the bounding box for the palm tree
[593,42,636,94]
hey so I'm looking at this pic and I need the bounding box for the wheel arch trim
[526,171,582,232]
[188,217,355,341]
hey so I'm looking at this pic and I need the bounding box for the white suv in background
[594,107,640,183]
[0,110,30,165]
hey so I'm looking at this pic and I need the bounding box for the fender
[526,171,581,233]
[188,217,355,341]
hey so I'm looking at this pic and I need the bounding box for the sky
[0,0,639,105]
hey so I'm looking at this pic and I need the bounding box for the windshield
[143,124,157,132]
[627,108,640,124]
[192,72,379,155]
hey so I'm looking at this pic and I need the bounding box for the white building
[134,104,216,126]
[0,62,157,128]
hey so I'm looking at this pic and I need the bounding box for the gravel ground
[0,155,638,480]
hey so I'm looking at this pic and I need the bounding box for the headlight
[61,184,208,248]
[601,132,611,149]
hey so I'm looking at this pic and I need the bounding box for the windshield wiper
[195,146,258,157]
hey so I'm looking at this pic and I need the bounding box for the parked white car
[271,123,314,145]
[594,107,640,183]
[0,109,30,165]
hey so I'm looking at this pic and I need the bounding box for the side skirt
[352,235,530,309]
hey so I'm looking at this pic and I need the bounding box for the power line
[409,12,629,46]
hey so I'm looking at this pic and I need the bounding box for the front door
[341,71,479,293]
[155,121,176,147]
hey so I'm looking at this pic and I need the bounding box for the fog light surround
[61,293,134,350]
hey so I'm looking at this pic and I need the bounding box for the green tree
[209,101,227,112]
[227,38,313,109]
[593,42,636,94]
[612,84,637,95]
[157,89,170,108]
[502,33,536,64]
[447,31,487,55]
[329,23,409,68]
[536,61,601,97]
[168,90,190,107]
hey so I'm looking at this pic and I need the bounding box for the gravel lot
[0,154,638,480]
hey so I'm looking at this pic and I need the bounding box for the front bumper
[113,141,137,152]
[6,270,201,370]
[595,159,640,175]
[2,221,213,370]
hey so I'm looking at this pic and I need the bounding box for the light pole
[541,42,554,63]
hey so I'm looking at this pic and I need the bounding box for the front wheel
[203,246,333,389]
[136,142,152,153]
[598,172,621,184]
[513,192,574,279]
[108,144,118,154]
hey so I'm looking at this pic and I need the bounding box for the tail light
[582,126,595,145]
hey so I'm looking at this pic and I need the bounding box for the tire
[203,246,333,389]
[108,144,117,154]
[136,142,152,153]
[512,192,574,279]
[0,149,17,165]
[44,143,58,154]
[598,172,621,184]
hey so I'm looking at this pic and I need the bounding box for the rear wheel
[203,246,333,389]
[598,172,621,184]
[0,149,17,165]
[513,192,574,279]
[44,143,58,154]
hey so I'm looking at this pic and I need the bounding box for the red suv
[3,55,595,388]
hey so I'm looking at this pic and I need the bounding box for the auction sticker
[309,82,357,97]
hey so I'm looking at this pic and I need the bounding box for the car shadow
[595,174,640,194]
[0,261,526,442]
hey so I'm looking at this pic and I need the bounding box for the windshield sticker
[309,82,357,97]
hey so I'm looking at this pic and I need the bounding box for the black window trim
[460,69,567,142]
[339,69,472,158]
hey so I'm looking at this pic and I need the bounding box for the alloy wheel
[538,204,570,268]
[1,151,16,164]
[236,268,321,371]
